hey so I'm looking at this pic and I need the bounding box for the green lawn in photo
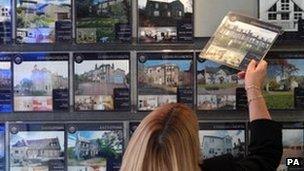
[263,91,293,109]
[198,83,239,90]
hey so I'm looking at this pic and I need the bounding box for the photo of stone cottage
[145,0,185,19]
[144,64,180,87]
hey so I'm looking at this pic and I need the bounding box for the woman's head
[121,103,201,171]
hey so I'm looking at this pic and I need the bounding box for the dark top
[200,119,283,171]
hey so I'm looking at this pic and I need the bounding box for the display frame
[73,51,132,112]
[74,0,133,45]
[12,52,70,113]
[137,0,195,44]
[15,0,73,44]
[278,122,304,171]
[8,122,66,171]
[198,121,248,160]
[136,50,195,112]
[263,52,304,111]
[66,121,126,171]
[0,53,13,113]
[195,51,246,112]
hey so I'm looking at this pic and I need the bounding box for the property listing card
[137,52,194,111]
[67,122,124,171]
[200,12,283,71]
[13,53,69,112]
[9,123,65,171]
[74,52,130,111]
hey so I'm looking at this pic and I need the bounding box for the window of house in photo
[281,0,290,11]
[154,11,160,17]
[294,13,302,20]
[268,13,277,20]
[281,13,290,20]
[179,11,182,17]
[155,3,159,9]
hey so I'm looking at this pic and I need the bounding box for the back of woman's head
[121,103,201,171]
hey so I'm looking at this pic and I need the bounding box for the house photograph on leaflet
[263,59,304,109]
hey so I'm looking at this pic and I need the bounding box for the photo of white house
[199,130,245,160]
[259,0,304,32]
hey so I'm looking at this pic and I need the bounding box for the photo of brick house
[10,131,65,170]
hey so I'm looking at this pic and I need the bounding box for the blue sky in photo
[197,60,220,71]
[143,60,192,71]
[286,59,304,76]
[68,131,109,148]
[1,0,10,7]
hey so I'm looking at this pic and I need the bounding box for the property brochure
[200,12,283,71]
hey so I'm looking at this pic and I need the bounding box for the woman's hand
[238,60,267,89]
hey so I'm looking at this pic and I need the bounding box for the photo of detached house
[75,60,129,111]
[138,59,193,110]
[76,0,131,43]
[16,0,71,43]
[138,0,193,43]
[199,130,245,160]
[0,62,11,89]
[10,131,65,171]
[68,130,123,171]
[263,59,304,109]
[259,0,304,32]
[277,129,304,171]
[0,0,12,44]
[0,126,4,171]
[197,60,243,110]
[201,13,278,70]
[14,61,68,111]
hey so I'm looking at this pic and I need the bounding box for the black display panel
[137,52,194,111]
[67,123,124,171]
[0,124,5,171]
[9,123,65,171]
[278,122,304,171]
[75,0,132,44]
[0,0,12,44]
[129,122,140,138]
[13,53,69,112]
[197,55,244,110]
[74,53,130,111]
[138,0,194,43]
[0,54,12,113]
[199,123,246,160]
[263,56,304,109]
[16,0,72,43]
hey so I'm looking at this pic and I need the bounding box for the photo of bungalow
[68,130,123,171]
[197,60,243,110]
[0,0,12,44]
[199,130,245,160]
[263,59,304,109]
[14,61,68,111]
[259,0,304,32]
[138,59,192,110]
[202,14,278,69]
[16,0,71,43]
[138,0,193,43]
[75,60,129,111]
[10,131,65,171]
[76,0,131,43]
[0,62,11,89]
[277,129,304,171]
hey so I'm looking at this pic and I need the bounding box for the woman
[121,60,283,171]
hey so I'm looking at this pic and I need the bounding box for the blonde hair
[121,103,201,171]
